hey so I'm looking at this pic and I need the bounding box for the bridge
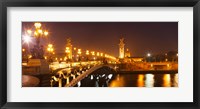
[22,58,178,87]
[50,61,178,87]
[50,64,116,87]
[66,65,116,87]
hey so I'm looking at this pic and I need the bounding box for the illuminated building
[125,48,131,57]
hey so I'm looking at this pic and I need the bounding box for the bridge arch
[66,65,116,87]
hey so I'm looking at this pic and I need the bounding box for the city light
[86,50,89,55]
[38,29,43,34]
[97,52,100,56]
[23,35,32,43]
[64,57,67,61]
[77,49,82,55]
[91,51,95,56]
[34,31,38,36]
[27,29,32,34]
[44,31,48,36]
[105,54,108,58]
[48,44,53,48]
[33,29,48,37]
[65,47,70,53]
[29,23,49,38]
[28,55,32,59]
[22,48,25,52]
[34,22,41,29]
[47,44,54,52]
[100,53,103,56]
[147,53,151,57]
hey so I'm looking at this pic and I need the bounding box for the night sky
[22,22,178,57]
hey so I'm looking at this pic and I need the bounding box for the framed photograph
[0,0,199,109]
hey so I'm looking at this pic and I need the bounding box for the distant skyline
[22,22,178,57]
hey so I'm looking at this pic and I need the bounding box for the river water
[75,73,178,87]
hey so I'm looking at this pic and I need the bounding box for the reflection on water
[75,72,178,87]
[109,73,178,87]
[163,74,171,87]
[137,74,144,87]
[109,74,125,87]
[174,74,178,87]
[145,74,154,87]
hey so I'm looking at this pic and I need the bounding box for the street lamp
[47,44,54,52]
[27,29,32,35]
[147,53,151,62]
[65,47,71,62]
[100,53,104,63]
[34,23,41,28]
[147,53,151,57]
[86,50,89,55]
[22,48,25,52]
[29,23,48,47]
[77,49,82,61]
[91,51,95,56]
[47,44,54,62]
[86,50,89,61]
[65,47,70,53]
[77,49,82,55]
[97,52,100,56]
[27,22,49,59]
[100,53,103,57]
[23,35,32,44]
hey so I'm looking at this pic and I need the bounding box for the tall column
[65,38,73,60]
[119,38,125,59]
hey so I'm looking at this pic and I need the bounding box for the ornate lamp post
[47,44,54,62]
[77,49,82,61]
[65,38,73,61]
[86,50,89,61]
[96,52,100,61]
[34,23,48,48]
[27,22,48,59]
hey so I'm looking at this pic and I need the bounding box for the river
[75,72,178,87]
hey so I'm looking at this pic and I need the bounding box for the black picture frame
[0,0,199,109]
